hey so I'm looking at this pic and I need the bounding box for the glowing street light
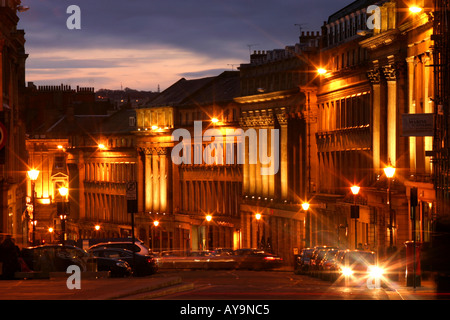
[409,6,423,13]
[350,185,361,249]
[27,169,40,245]
[384,159,396,250]
[351,185,360,196]
[94,224,101,231]
[58,186,69,245]
[206,214,213,222]
[301,202,310,211]
[98,143,106,150]
[317,68,327,75]
[153,220,160,227]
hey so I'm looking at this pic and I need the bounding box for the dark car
[317,249,340,280]
[309,246,338,277]
[233,249,283,270]
[21,244,132,278]
[294,248,314,274]
[89,240,151,256]
[21,244,90,272]
[89,247,158,276]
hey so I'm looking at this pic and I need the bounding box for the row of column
[144,150,169,213]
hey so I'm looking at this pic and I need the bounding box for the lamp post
[302,202,310,247]
[27,169,40,245]
[384,159,396,250]
[206,215,212,250]
[58,186,68,245]
[255,213,262,249]
[152,220,160,253]
[351,186,360,249]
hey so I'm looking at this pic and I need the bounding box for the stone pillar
[160,151,167,213]
[383,58,397,166]
[144,150,153,212]
[406,56,416,173]
[368,64,381,174]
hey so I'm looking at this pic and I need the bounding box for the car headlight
[368,266,384,279]
[341,267,354,277]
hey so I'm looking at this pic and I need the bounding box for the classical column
[144,150,153,212]
[383,58,397,166]
[406,56,417,173]
[159,151,167,213]
[368,64,381,174]
[277,113,289,200]
[152,150,160,212]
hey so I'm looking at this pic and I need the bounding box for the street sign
[401,113,434,137]
[126,181,137,200]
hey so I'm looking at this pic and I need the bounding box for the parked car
[309,246,338,277]
[89,240,151,256]
[21,244,91,272]
[233,249,283,270]
[21,244,132,278]
[88,247,158,276]
[332,250,382,286]
[294,248,314,274]
[317,249,340,280]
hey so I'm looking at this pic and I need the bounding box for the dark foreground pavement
[0,268,446,301]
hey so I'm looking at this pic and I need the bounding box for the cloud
[19,0,350,90]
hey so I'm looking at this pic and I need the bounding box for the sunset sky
[18,0,348,92]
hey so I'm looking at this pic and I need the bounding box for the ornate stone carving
[367,68,381,84]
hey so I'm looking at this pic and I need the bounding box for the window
[54,155,65,169]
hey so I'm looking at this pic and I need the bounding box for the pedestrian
[0,236,20,280]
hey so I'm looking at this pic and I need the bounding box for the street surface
[149,269,393,300]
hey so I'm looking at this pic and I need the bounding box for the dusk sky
[18,0,350,92]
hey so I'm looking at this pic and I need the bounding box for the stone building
[315,0,436,256]
[134,71,242,252]
[0,1,28,245]
[237,32,321,264]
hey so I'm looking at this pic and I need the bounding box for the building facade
[314,0,436,258]
[0,1,28,245]
[237,32,321,264]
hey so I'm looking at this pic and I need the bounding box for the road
[147,269,393,300]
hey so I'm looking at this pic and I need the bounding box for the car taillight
[147,258,153,263]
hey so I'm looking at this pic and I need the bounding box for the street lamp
[255,213,262,249]
[206,215,212,250]
[384,159,396,250]
[351,185,360,249]
[27,169,40,245]
[317,68,327,75]
[152,220,160,252]
[409,6,423,13]
[58,186,69,245]
[302,202,310,247]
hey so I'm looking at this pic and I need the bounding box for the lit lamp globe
[27,169,40,181]
[58,186,68,197]
[384,162,396,179]
[351,186,360,196]
[301,202,310,211]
